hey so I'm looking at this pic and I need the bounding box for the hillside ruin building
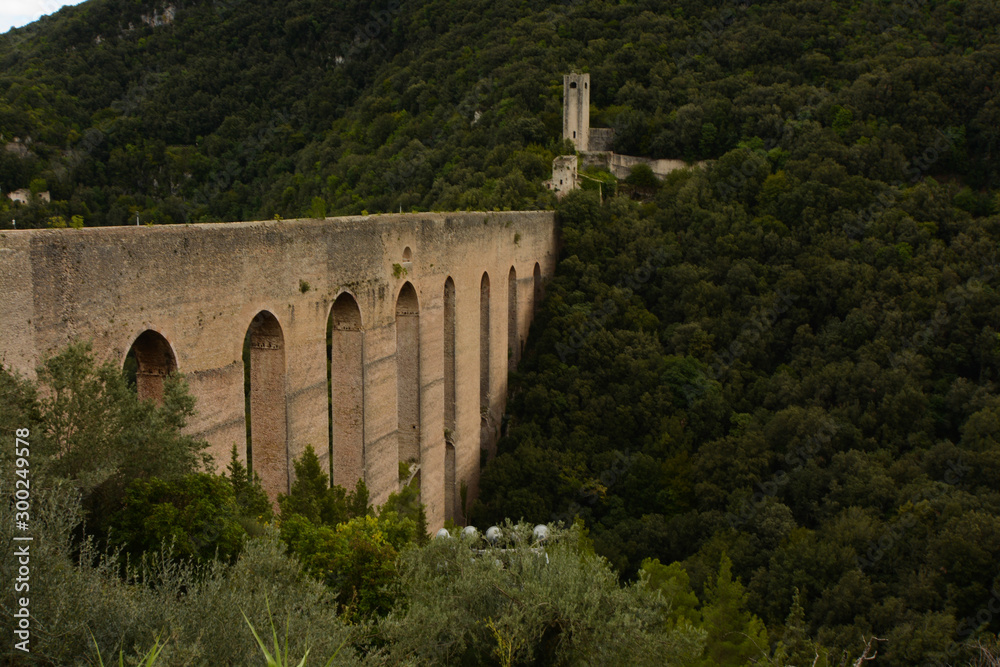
[545,72,701,197]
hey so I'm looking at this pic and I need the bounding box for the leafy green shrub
[0,476,361,666]
[0,342,209,540]
[109,473,250,563]
[624,163,659,190]
[227,444,274,528]
[375,522,707,665]
[278,444,369,526]
[282,514,405,622]
[278,446,420,621]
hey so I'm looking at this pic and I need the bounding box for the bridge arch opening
[533,262,542,315]
[123,330,177,405]
[508,266,518,372]
[243,311,287,502]
[328,292,364,490]
[396,282,421,492]
[480,272,491,460]
[443,277,457,522]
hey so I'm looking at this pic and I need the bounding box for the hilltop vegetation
[2,0,1000,227]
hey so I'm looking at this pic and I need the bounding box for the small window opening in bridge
[508,266,519,373]
[480,272,492,460]
[244,311,288,503]
[402,246,412,262]
[123,330,177,405]
[329,292,364,489]
[572,131,576,138]
[533,262,542,315]
[396,282,421,494]
[444,277,457,522]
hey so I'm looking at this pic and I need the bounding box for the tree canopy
[1,0,998,227]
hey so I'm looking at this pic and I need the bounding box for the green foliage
[227,444,273,524]
[695,555,769,667]
[580,166,618,198]
[376,522,707,665]
[109,473,249,563]
[277,446,414,621]
[280,513,406,622]
[7,0,998,229]
[305,196,327,219]
[477,164,1000,662]
[459,480,469,522]
[769,588,829,667]
[5,0,1000,661]
[242,596,343,667]
[642,556,771,666]
[0,364,42,449]
[28,177,47,194]
[0,342,208,539]
[278,444,365,526]
[92,633,164,667]
[106,447,271,565]
[382,475,429,545]
[641,558,700,627]
[625,163,659,190]
[48,214,84,228]
[0,477,360,665]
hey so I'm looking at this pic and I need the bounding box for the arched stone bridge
[0,211,558,530]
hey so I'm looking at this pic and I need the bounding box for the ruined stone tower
[562,72,590,151]
[549,73,702,196]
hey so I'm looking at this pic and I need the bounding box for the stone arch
[402,246,412,262]
[533,262,542,315]
[396,282,420,486]
[480,272,491,457]
[124,330,177,404]
[443,277,457,521]
[508,266,518,372]
[243,310,287,502]
[328,292,364,489]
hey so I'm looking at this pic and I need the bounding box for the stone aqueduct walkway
[0,211,559,530]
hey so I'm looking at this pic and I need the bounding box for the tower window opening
[570,82,577,89]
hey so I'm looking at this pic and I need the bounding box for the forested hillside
[2,0,1000,227]
[475,175,1000,663]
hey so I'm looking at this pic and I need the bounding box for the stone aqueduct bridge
[0,211,559,530]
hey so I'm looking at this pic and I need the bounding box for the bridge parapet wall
[0,211,559,529]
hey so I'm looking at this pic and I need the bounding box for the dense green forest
[4,0,1000,664]
[475,177,1000,663]
[1,0,1000,227]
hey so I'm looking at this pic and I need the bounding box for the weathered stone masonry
[0,211,558,530]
